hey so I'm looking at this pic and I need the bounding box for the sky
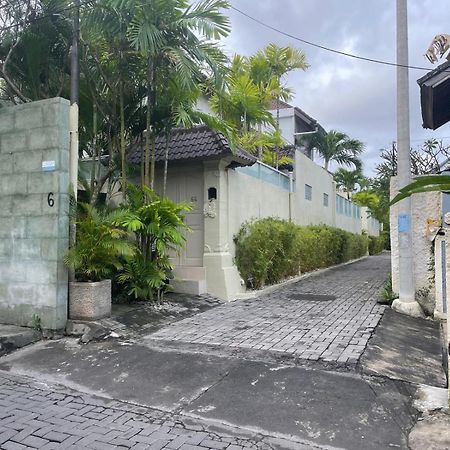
[221,0,450,176]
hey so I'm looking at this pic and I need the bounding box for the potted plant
[66,203,134,320]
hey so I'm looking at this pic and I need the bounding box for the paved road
[0,253,408,450]
[0,372,273,450]
[148,254,389,365]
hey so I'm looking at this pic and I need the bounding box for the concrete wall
[335,194,362,235]
[227,166,290,256]
[293,150,335,227]
[361,207,380,237]
[390,176,440,298]
[263,107,296,145]
[0,98,70,330]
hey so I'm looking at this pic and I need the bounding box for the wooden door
[164,168,204,267]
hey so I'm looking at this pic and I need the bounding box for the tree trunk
[149,58,158,190]
[150,133,156,190]
[276,96,280,128]
[119,80,127,197]
[144,58,152,187]
[163,133,170,197]
[140,133,145,188]
[90,103,97,198]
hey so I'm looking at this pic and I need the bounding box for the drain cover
[289,293,336,302]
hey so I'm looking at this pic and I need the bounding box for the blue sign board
[398,214,411,233]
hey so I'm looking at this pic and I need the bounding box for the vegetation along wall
[0,98,70,330]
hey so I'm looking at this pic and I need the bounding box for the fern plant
[65,203,135,282]
[379,275,397,305]
[117,255,167,300]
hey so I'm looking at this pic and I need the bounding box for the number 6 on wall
[47,192,55,207]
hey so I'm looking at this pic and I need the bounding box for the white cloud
[223,0,450,175]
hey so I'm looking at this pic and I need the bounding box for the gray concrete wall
[0,98,70,330]
[390,176,440,299]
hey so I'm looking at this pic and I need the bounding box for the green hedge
[368,235,385,255]
[233,218,368,289]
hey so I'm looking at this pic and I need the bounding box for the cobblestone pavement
[0,372,274,450]
[147,254,390,365]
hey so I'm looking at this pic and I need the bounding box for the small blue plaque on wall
[398,213,411,233]
[42,160,56,172]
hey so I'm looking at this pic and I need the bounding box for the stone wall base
[203,252,245,301]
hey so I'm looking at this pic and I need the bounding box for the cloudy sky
[221,0,450,176]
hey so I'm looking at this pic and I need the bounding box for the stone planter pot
[69,279,112,320]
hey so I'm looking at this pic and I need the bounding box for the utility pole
[392,0,423,317]
[69,0,80,282]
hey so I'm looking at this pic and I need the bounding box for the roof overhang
[417,60,450,130]
[293,107,317,131]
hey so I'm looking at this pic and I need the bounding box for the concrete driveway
[0,253,447,449]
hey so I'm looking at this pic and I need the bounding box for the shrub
[234,219,369,289]
[368,235,385,255]
[379,275,397,305]
[114,185,192,301]
[233,218,302,289]
[65,203,134,282]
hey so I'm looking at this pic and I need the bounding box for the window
[305,184,312,201]
[323,193,329,207]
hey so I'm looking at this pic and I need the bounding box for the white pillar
[392,0,423,317]
[202,160,244,300]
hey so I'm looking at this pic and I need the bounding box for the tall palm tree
[252,44,309,126]
[210,71,275,132]
[0,0,71,103]
[306,130,364,171]
[333,168,363,199]
[121,0,230,188]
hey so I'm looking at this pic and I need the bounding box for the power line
[230,5,442,73]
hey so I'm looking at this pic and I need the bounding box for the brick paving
[0,372,271,450]
[147,254,390,365]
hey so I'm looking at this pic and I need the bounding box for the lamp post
[392,0,423,316]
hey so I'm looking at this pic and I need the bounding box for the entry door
[165,169,204,267]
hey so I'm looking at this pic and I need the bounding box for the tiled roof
[268,100,319,131]
[269,99,293,110]
[417,59,450,86]
[128,125,256,167]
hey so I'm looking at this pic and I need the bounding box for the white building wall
[195,96,212,115]
[361,207,380,237]
[293,150,335,226]
[263,108,295,144]
[227,165,290,256]
[335,199,362,235]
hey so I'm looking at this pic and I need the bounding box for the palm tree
[210,71,275,132]
[0,0,71,103]
[306,130,364,171]
[121,0,230,188]
[333,168,363,199]
[251,44,309,126]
